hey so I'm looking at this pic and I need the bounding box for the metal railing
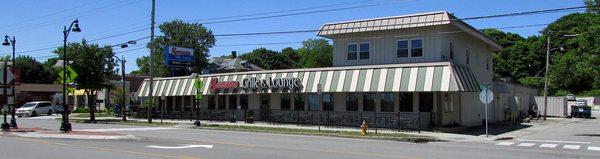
[133,108,430,131]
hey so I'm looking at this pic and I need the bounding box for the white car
[16,101,54,117]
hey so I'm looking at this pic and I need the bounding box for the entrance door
[260,94,270,120]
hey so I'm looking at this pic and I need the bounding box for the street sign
[58,66,78,83]
[479,89,494,104]
[0,69,14,84]
[194,78,203,100]
[164,46,194,67]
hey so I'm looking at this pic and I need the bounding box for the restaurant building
[136,11,502,129]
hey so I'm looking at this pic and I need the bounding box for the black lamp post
[60,19,81,132]
[2,35,17,128]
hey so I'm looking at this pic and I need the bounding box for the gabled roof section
[317,11,502,51]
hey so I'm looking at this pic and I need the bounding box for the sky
[0,0,585,73]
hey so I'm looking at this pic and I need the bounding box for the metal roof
[317,11,502,51]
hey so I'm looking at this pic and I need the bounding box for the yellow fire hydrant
[360,120,369,136]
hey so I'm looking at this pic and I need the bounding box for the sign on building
[164,46,194,66]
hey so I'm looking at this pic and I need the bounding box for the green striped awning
[136,62,480,97]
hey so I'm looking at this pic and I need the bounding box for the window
[466,48,470,65]
[294,94,304,110]
[399,93,413,112]
[444,94,454,112]
[396,40,409,58]
[363,93,376,111]
[207,96,216,110]
[323,93,334,111]
[359,43,370,60]
[410,39,423,57]
[449,41,454,59]
[380,93,394,112]
[486,55,490,70]
[419,93,433,112]
[281,94,291,110]
[347,44,357,60]
[228,96,237,110]
[218,95,226,110]
[240,95,248,110]
[308,94,319,111]
[346,93,358,111]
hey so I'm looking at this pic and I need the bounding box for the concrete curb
[15,133,138,140]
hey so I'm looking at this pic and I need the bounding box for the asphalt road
[1,115,598,159]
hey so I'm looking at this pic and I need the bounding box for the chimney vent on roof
[231,51,237,58]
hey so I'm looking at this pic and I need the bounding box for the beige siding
[332,26,444,67]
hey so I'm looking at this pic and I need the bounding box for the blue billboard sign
[164,45,194,66]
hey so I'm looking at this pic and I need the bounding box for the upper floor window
[359,43,370,60]
[410,39,423,57]
[449,41,454,59]
[397,40,409,58]
[347,44,358,60]
[466,48,470,65]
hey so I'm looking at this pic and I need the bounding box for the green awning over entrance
[136,62,480,97]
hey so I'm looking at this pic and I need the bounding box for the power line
[13,5,585,56]
[0,0,103,29]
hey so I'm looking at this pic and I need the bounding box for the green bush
[73,107,89,113]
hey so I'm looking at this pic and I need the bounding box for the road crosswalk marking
[539,144,557,148]
[496,142,514,146]
[588,146,600,151]
[562,145,581,150]
[517,143,535,147]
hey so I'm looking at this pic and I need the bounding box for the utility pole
[148,0,155,123]
[120,55,127,121]
[543,33,550,120]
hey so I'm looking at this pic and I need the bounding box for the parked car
[16,101,54,117]
[571,100,591,118]
[566,94,576,101]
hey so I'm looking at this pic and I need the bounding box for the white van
[16,101,54,117]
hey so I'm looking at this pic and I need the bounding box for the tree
[12,56,56,84]
[586,0,599,13]
[239,48,287,70]
[297,39,333,68]
[53,39,115,122]
[135,20,216,77]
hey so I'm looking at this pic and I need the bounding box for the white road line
[517,143,535,147]
[496,142,514,146]
[539,144,557,148]
[517,139,590,144]
[147,145,213,149]
[563,145,581,150]
[588,146,600,151]
[79,127,178,132]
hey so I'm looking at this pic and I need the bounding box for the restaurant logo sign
[209,78,239,91]
[242,77,302,89]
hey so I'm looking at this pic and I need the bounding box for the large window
[228,95,237,110]
[397,40,409,58]
[380,93,394,112]
[410,39,423,57]
[308,94,319,111]
[399,93,413,112]
[218,96,226,110]
[346,93,358,111]
[323,93,334,111]
[359,43,370,60]
[444,93,454,112]
[363,93,376,112]
[347,44,357,60]
[240,95,248,110]
[281,94,291,110]
[207,96,216,110]
[294,94,304,110]
[419,93,433,112]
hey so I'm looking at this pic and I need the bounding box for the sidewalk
[77,116,502,143]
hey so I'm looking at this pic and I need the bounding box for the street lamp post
[1,61,9,131]
[2,35,17,128]
[60,19,81,132]
[317,83,322,132]
[113,55,127,121]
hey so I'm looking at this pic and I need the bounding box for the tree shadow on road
[453,123,532,136]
